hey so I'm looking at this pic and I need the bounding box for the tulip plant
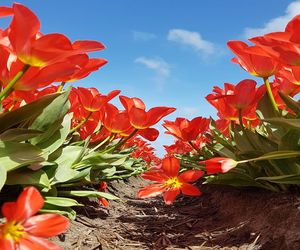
[0,3,300,243]
[0,3,175,220]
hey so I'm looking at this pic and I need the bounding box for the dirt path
[54,178,300,250]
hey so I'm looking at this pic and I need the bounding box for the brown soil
[53,178,300,250]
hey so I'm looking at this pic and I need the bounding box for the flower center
[1,221,24,242]
[165,177,182,189]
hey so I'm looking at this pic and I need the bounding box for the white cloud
[243,1,300,38]
[132,31,157,41]
[134,57,170,77]
[167,29,215,54]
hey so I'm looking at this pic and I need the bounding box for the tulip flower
[75,87,120,112]
[276,66,300,86]
[102,103,133,134]
[98,182,109,208]
[6,3,105,67]
[164,140,193,156]
[163,117,209,142]
[0,186,69,250]
[200,157,238,174]
[250,15,300,66]
[138,157,204,205]
[124,137,160,164]
[227,41,280,78]
[120,95,176,129]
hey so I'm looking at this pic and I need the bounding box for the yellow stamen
[0,221,24,242]
[165,177,182,189]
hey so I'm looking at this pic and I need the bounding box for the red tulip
[227,40,280,77]
[0,187,69,250]
[0,46,87,91]
[98,182,109,208]
[102,104,133,134]
[276,66,300,86]
[225,79,258,110]
[138,157,203,205]
[75,87,120,112]
[120,95,175,129]
[163,117,209,142]
[56,57,107,83]
[200,157,238,174]
[6,3,104,67]
[164,140,193,156]
[249,16,300,66]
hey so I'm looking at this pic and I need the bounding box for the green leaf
[253,150,300,161]
[30,88,71,133]
[204,172,266,188]
[75,152,128,169]
[35,113,71,157]
[278,91,300,115]
[279,129,300,151]
[64,167,91,183]
[257,93,280,119]
[0,128,42,142]
[0,141,44,171]
[58,190,120,200]
[264,118,300,131]
[0,165,7,191]
[0,92,61,133]
[50,145,83,184]
[44,196,83,207]
[40,204,76,220]
[101,166,116,177]
[6,169,50,189]
[256,174,300,185]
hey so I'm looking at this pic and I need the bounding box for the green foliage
[202,93,300,191]
[0,90,146,219]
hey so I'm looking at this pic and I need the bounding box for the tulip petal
[19,235,62,250]
[141,172,168,183]
[163,189,180,205]
[138,127,159,141]
[2,202,17,221]
[0,7,13,17]
[13,187,44,222]
[72,40,105,52]
[23,214,69,238]
[181,183,201,196]
[162,157,180,177]
[137,184,166,198]
[129,106,147,128]
[0,237,15,250]
[10,3,40,56]
[119,95,146,110]
[178,170,204,183]
[146,107,176,127]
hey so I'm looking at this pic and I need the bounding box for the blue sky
[1,0,299,155]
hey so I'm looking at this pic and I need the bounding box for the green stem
[115,129,139,150]
[89,135,111,153]
[70,112,93,134]
[0,64,30,101]
[57,82,66,92]
[188,141,201,155]
[238,109,245,130]
[263,77,279,113]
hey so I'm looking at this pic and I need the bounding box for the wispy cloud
[243,1,300,38]
[135,57,170,77]
[167,29,215,54]
[132,31,157,41]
